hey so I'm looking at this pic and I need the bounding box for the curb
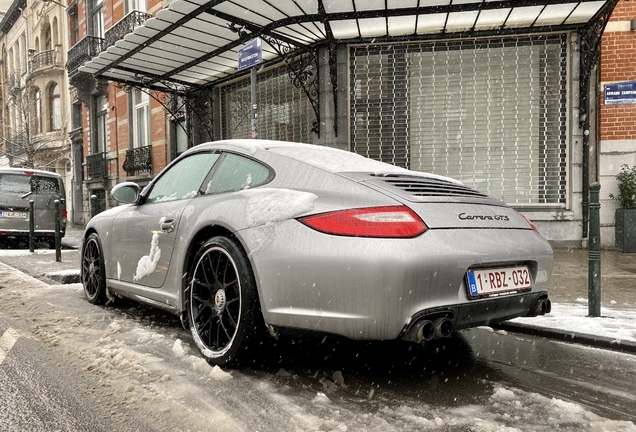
[46,271,80,284]
[492,322,636,355]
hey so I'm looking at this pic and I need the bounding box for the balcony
[66,36,104,75]
[104,11,152,51]
[86,152,108,180]
[123,145,152,177]
[29,50,58,72]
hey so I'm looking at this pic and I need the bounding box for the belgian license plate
[0,211,28,219]
[466,265,532,298]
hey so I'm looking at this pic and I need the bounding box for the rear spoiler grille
[380,177,488,198]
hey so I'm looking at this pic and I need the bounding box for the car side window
[146,152,220,203]
[204,153,272,195]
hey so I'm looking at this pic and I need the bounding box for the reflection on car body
[81,140,553,366]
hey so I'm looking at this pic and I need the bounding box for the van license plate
[0,211,28,219]
[466,266,532,298]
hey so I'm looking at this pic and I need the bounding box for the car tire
[81,233,108,305]
[187,236,262,366]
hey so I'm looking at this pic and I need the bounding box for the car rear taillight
[62,210,68,220]
[520,214,540,234]
[299,206,428,238]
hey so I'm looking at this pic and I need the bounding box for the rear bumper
[0,229,66,239]
[401,291,550,342]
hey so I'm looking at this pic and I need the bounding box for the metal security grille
[221,64,314,143]
[350,35,567,206]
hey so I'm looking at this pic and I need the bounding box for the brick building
[66,0,185,223]
[598,0,636,247]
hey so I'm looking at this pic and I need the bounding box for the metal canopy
[78,0,614,90]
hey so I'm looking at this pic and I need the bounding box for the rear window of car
[0,174,60,195]
[0,174,31,194]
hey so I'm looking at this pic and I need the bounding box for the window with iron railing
[66,36,103,73]
[123,145,152,177]
[30,50,57,71]
[86,153,108,179]
[104,10,151,51]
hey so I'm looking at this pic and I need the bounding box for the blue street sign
[238,38,262,71]
[604,81,636,105]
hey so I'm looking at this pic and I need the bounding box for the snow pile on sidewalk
[511,303,636,343]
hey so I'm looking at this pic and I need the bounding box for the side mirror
[111,182,141,204]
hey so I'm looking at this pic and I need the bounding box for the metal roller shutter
[221,64,314,143]
[351,35,567,206]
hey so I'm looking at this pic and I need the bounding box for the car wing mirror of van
[20,191,33,199]
[111,182,141,204]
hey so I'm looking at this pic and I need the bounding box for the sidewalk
[1,225,635,353]
[497,247,636,354]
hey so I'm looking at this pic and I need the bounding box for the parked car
[0,168,67,248]
[81,140,553,366]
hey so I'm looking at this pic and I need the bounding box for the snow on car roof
[213,140,462,185]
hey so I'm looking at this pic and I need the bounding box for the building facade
[68,0,627,248]
[0,0,72,216]
[66,0,181,224]
[598,0,636,247]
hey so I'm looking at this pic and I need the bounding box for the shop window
[49,83,61,131]
[91,0,104,38]
[350,35,568,207]
[93,95,108,154]
[131,88,150,148]
[68,6,79,47]
[126,0,146,13]
[34,88,42,134]
[221,64,313,143]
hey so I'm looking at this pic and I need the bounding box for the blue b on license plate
[466,265,532,298]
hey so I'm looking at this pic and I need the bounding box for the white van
[0,168,67,247]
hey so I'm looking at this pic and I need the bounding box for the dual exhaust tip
[531,297,551,317]
[413,317,453,342]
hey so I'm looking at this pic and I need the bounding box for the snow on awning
[78,0,613,90]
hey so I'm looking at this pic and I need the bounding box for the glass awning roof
[77,0,614,91]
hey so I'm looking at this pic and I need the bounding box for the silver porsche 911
[81,139,553,366]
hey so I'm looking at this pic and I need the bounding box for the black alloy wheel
[82,233,108,305]
[188,236,261,366]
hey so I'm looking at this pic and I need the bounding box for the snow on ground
[1,259,635,430]
[511,303,636,343]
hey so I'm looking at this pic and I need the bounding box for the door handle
[160,218,176,233]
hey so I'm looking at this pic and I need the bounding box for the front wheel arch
[186,235,263,366]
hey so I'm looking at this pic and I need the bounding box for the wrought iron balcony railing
[123,145,152,177]
[86,152,108,180]
[66,36,104,73]
[29,50,58,72]
[104,11,153,51]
